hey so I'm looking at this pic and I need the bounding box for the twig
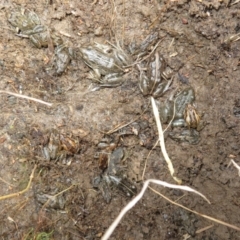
[127,39,163,67]
[228,159,240,176]
[142,92,178,180]
[183,224,214,240]
[230,0,240,5]
[150,187,240,231]
[40,184,75,210]
[0,176,15,187]
[151,97,182,184]
[103,108,148,135]
[101,179,210,240]
[0,90,53,106]
[141,139,159,180]
[0,165,37,201]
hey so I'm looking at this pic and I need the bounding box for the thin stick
[151,97,182,184]
[104,108,148,135]
[230,0,240,5]
[0,165,37,201]
[40,184,75,211]
[127,39,163,67]
[142,93,178,180]
[228,159,240,176]
[183,225,214,239]
[141,139,159,180]
[150,187,240,231]
[0,176,15,187]
[101,179,210,240]
[0,90,52,106]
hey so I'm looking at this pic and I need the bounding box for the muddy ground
[0,0,240,239]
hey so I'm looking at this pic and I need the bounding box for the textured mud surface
[0,0,240,239]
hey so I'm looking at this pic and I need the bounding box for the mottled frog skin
[93,148,136,203]
[79,42,131,87]
[159,87,195,127]
[168,129,200,145]
[8,9,50,48]
[139,51,172,98]
[8,8,40,33]
[9,9,72,75]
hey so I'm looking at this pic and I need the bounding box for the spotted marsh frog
[169,129,200,145]
[93,148,136,203]
[8,8,40,33]
[52,45,72,75]
[159,87,195,127]
[8,8,64,49]
[79,42,131,87]
[8,8,49,48]
[43,129,79,162]
[139,51,172,98]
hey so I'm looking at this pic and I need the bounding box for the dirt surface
[0,0,240,239]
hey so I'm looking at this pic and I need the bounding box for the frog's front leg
[88,68,102,82]
[152,79,172,98]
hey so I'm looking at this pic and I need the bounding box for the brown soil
[0,0,240,239]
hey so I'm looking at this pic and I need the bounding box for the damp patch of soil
[0,0,240,239]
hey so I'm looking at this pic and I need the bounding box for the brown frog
[159,87,196,127]
[43,129,79,162]
[138,51,173,98]
[184,103,200,129]
[79,42,131,87]
[168,129,200,145]
[93,148,137,203]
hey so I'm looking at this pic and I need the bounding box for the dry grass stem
[230,0,240,5]
[228,159,240,176]
[0,176,15,187]
[183,225,214,240]
[0,90,53,106]
[0,165,37,201]
[40,185,75,211]
[104,109,148,135]
[150,187,240,231]
[151,97,182,184]
[141,139,159,180]
[142,94,178,180]
[101,179,210,240]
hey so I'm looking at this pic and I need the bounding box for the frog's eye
[106,48,113,54]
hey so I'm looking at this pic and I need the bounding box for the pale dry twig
[0,165,37,201]
[0,90,52,106]
[101,179,210,240]
[151,97,182,184]
[228,159,240,176]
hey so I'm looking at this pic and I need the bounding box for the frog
[184,103,200,129]
[78,42,131,87]
[138,50,172,98]
[8,8,41,33]
[93,147,137,203]
[168,129,200,145]
[35,192,66,209]
[8,8,63,49]
[159,87,195,127]
[8,8,49,48]
[43,131,65,161]
[42,129,77,162]
[52,44,72,75]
